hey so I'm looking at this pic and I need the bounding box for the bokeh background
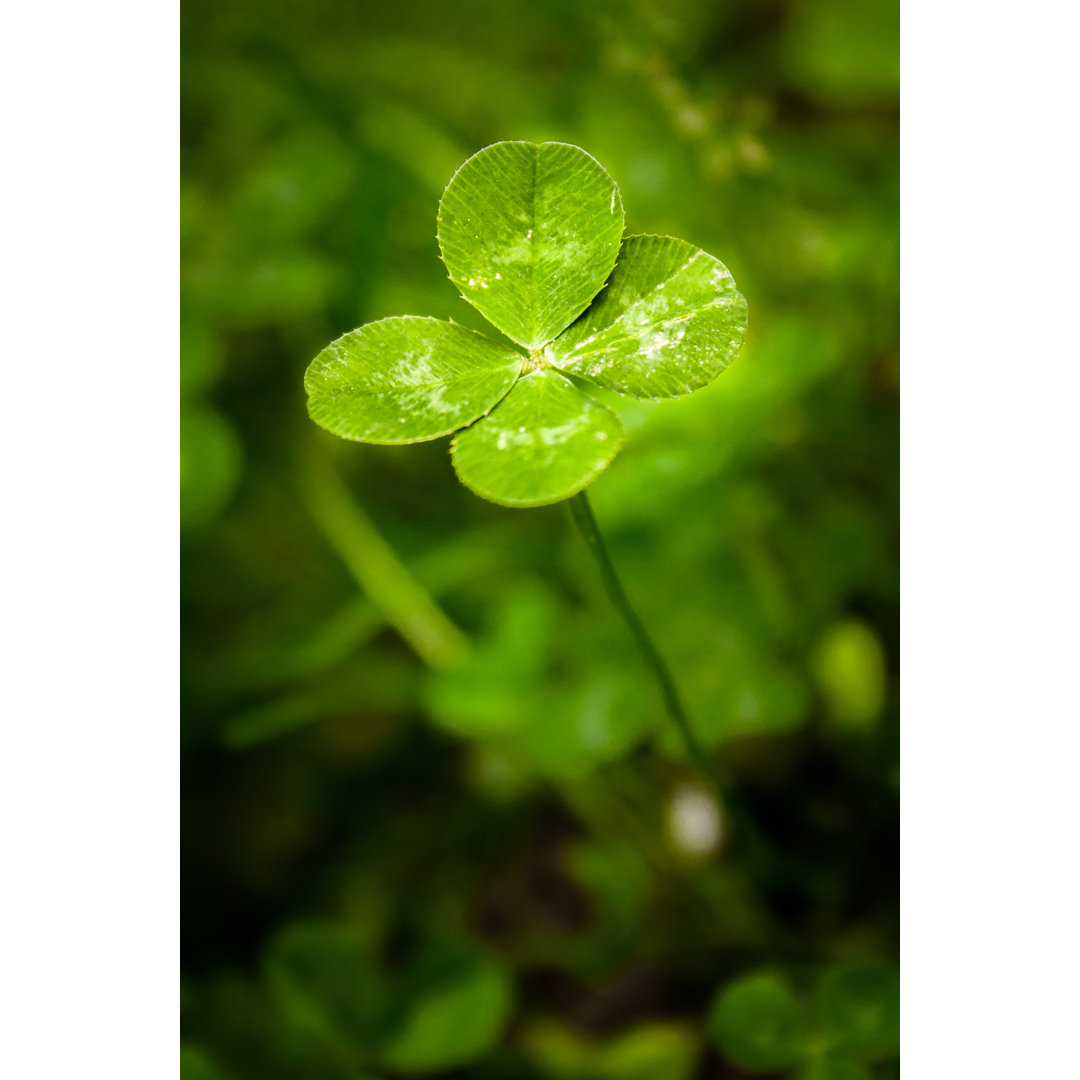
[181,0,898,1077]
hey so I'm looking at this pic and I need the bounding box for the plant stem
[568,491,721,795]
[568,492,781,876]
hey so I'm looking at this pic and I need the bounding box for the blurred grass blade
[302,457,469,669]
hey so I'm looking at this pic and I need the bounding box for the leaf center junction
[522,347,551,373]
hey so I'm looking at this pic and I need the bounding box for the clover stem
[568,491,721,796]
[568,492,778,872]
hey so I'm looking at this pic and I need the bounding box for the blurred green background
[181,0,898,1077]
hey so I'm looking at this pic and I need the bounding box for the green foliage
[451,369,624,507]
[265,923,386,1052]
[304,141,746,507]
[595,1022,698,1080]
[707,972,811,1072]
[813,619,888,729]
[180,313,242,529]
[180,406,242,528]
[182,1,897,1077]
[379,946,514,1073]
[798,1055,873,1080]
[437,141,624,349]
[180,1046,231,1080]
[783,0,900,105]
[551,235,746,398]
[305,317,522,444]
[521,1019,698,1080]
[263,925,513,1074]
[813,962,900,1060]
[709,964,900,1074]
[423,579,656,775]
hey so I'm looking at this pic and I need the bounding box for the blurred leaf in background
[812,962,901,1061]
[707,972,811,1072]
[182,0,898,1075]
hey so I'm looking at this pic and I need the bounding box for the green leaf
[180,317,223,397]
[379,948,514,1074]
[813,962,900,1061]
[813,620,887,730]
[708,972,811,1073]
[597,1022,699,1080]
[180,1047,230,1080]
[181,405,242,529]
[451,369,623,507]
[423,581,558,739]
[265,923,387,1050]
[550,235,747,399]
[437,141,624,348]
[511,672,653,776]
[799,1055,873,1080]
[305,316,522,444]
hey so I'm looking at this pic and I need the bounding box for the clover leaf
[304,141,748,507]
[708,971,812,1073]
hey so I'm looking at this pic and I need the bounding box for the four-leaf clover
[305,141,748,507]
